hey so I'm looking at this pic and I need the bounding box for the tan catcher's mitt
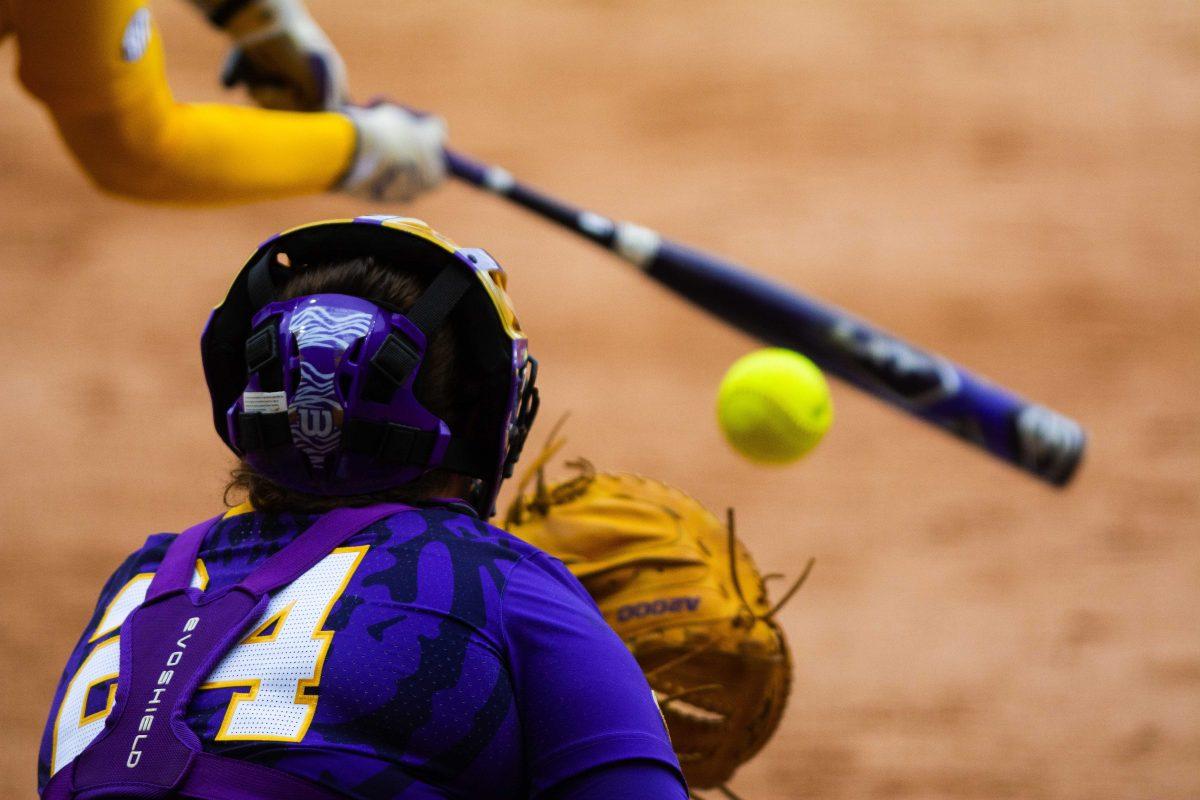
[505,435,812,792]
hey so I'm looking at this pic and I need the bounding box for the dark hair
[224,256,477,513]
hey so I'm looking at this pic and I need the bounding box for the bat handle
[447,148,668,266]
[447,148,612,240]
[445,149,486,185]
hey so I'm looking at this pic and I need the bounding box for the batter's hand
[210,0,349,111]
[339,103,447,203]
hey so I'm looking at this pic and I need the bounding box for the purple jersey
[39,504,683,798]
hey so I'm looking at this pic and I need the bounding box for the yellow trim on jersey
[78,677,119,728]
[50,635,121,774]
[200,545,369,743]
[224,502,255,518]
[89,560,209,643]
[88,572,153,644]
[241,601,295,644]
[194,558,210,589]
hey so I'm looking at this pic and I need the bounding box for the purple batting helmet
[200,216,539,516]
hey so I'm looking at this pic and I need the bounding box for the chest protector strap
[43,503,412,800]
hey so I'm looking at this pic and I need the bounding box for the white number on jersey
[51,636,120,774]
[50,546,366,774]
[200,546,366,741]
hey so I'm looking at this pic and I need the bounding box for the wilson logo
[617,597,701,622]
[297,408,334,438]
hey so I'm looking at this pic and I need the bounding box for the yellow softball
[716,348,833,464]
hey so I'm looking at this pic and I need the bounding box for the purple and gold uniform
[39,503,685,798]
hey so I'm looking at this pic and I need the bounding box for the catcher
[506,425,812,798]
[4,0,442,204]
[38,217,688,799]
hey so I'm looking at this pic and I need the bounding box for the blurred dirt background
[1,1,1197,797]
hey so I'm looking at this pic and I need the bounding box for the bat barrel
[649,240,1086,486]
[447,149,1086,487]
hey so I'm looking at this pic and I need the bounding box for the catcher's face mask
[201,216,539,516]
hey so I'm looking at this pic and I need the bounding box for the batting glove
[339,104,447,203]
[195,0,349,111]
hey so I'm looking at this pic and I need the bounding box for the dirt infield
[1,1,1196,797]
